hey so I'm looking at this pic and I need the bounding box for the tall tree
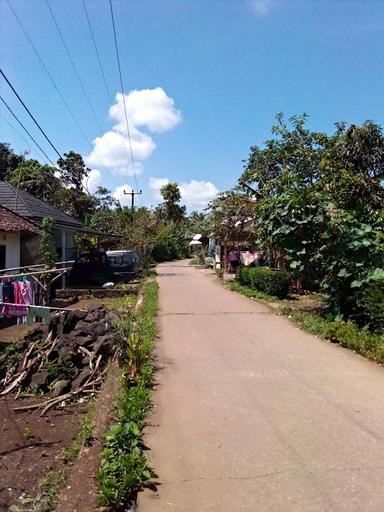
[0,142,22,181]
[158,182,186,223]
[57,151,89,192]
[9,159,61,203]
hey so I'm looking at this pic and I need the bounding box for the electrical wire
[0,111,54,168]
[0,72,61,163]
[0,111,33,154]
[6,0,90,145]
[82,0,113,105]
[109,0,140,196]
[46,0,103,132]
[0,97,56,165]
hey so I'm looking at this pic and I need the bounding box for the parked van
[106,250,142,281]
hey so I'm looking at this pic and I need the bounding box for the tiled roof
[0,205,41,234]
[0,181,87,232]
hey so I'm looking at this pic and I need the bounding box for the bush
[236,267,291,299]
[355,279,384,333]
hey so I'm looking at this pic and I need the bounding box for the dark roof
[0,181,90,232]
[0,205,41,234]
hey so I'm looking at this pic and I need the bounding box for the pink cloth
[8,282,28,317]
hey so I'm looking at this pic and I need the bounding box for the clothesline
[0,268,71,280]
[0,302,87,312]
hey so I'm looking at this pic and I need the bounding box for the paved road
[138,261,384,512]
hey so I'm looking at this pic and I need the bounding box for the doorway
[0,245,5,270]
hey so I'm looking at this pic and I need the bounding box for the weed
[33,468,65,512]
[58,438,81,464]
[23,426,34,440]
[81,421,95,446]
[98,279,158,509]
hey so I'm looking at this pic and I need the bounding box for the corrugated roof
[0,205,41,234]
[0,181,87,231]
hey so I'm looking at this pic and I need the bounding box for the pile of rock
[0,304,121,401]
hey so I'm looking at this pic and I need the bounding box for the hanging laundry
[27,306,51,326]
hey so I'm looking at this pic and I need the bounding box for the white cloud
[84,88,181,174]
[85,131,154,172]
[179,180,219,210]
[250,0,273,16]
[83,169,102,194]
[111,89,182,134]
[149,177,170,200]
[149,177,219,211]
[113,184,133,207]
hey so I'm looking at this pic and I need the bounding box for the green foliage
[355,279,384,332]
[228,280,279,302]
[158,182,186,222]
[39,216,57,268]
[239,114,384,321]
[98,280,158,508]
[151,223,188,262]
[284,308,384,363]
[34,468,66,512]
[23,426,34,439]
[9,159,62,203]
[236,267,291,299]
[0,142,21,180]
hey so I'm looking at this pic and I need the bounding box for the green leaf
[337,269,351,278]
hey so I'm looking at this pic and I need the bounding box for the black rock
[74,335,93,347]
[72,368,91,389]
[51,379,71,397]
[73,320,94,337]
[30,370,48,389]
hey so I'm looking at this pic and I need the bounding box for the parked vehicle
[69,249,142,285]
[106,250,142,282]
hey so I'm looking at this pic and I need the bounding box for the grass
[282,307,384,364]
[228,276,384,366]
[98,279,158,509]
[32,468,66,512]
[227,280,280,302]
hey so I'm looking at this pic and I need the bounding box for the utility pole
[124,189,142,211]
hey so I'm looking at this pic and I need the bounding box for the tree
[0,143,22,181]
[9,159,61,204]
[57,151,89,192]
[158,182,186,223]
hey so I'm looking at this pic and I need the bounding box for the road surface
[138,261,384,512]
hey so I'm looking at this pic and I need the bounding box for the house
[0,181,112,269]
[0,205,41,269]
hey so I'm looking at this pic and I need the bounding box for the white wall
[0,231,21,269]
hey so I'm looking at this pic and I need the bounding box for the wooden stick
[0,268,71,280]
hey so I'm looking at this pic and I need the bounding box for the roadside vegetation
[97,279,158,509]
[205,114,384,362]
[0,144,206,264]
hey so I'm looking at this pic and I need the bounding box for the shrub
[236,267,291,299]
[355,279,384,333]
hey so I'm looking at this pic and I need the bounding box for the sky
[1,0,384,210]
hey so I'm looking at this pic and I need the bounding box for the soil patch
[0,396,87,511]
[55,362,121,512]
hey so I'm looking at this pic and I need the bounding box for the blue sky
[1,0,383,210]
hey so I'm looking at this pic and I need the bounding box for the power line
[82,0,113,105]
[0,111,33,153]
[0,96,57,166]
[0,70,62,161]
[109,0,140,196]
[6,0,90,145]
[46,0,103,132]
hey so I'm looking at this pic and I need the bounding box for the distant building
[0,181,111,269]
